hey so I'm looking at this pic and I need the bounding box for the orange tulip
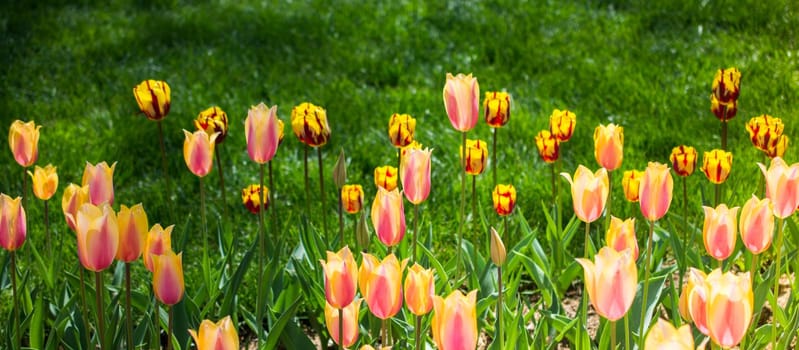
[492,184,516,216]
[195,106,229,144]
[432,290,478,350]
[401,147,433,204]
[484,91,511,128]
[639,162,673,221]
[460,139,487,175]
[593,124,623,171]
[740,195,774,254]
[534,130,559,163]
[0,194,26,251]
[189,316,239,350]
[645,318,694,350]
[374,165,398,191]
[319,246,359,309]
[359,253,407,319]
[291,102,330,147]
[183,129,218,177]
[701,149,732,184]
[605,216,638,260]
[489,227,506,266]
[152,249,185,305]
[241,184,268,214]
[28,164,58,201]
[561,166,609,223]
[576,246,637,321]
[116,204,148,262]
[679,268,709,335]
[705,269,753,348]
[371,187,406,247]
[621,170,643,202]
[245,103,280,164]
[443,73,480,132]
[388,113,416,148]
[8,120,41,167]
[324,299,361,348]
[61,183,89,232]
[133,80,171,121]
[669,145,698,177]
[82,161,116,206]
[549,109,576,142]
[758,157,799,218]
[144,224,173,273]
[702,204,739,261]
[341,185,364,214]
[74,203,118,271]
[404,263,435,316]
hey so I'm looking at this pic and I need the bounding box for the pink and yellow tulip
[561,166,609,223]
[319,246,359,309]
[245,103,280,164]
[359,253,407,319]
[679,268,709,335]
[605,216,638,260]
[61,184,89,232]
[74,203,119,271]
[144,224,173,273]
[739,195,774,254]
[758,157,799,218]
[116,204,148,262]
[183,129,218,177]
[639,162,673,221]
[8,120,41,167]
[593,123,623,171]
[152,249,185,305]
[401,147,432,204]
[404,263,435,316]
[576,246,637,321]
[645,318,694,350]
[82,161,116,206]
[702,204,739,261]
[0,194,26,251]
[705,269,753,348]
[324,299,361,348]
[189,316,239,350]
[443,73,480,132]
[432,290,478,350]
[371,187,406,247]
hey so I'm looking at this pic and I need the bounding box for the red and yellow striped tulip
[144,224,173,273]
[388,113,416,148]
[593,123,623,171]
[319,246,359,309]
[374,165,398,191]
[401,147,432,204]
[324,299,361,348]
[639,162,673,221]
[712,67,741,104]
[679,268,709,335]
[549,109,576,142]
[702,204,739,261]
[359,253,407,319]
[195,106,229,144]
[189,316,239,350]
[701,149,732,184]
[62,183,89,232]
[0,194,26,251]
[645,318,694,350]
[82,161,116,206]
[710,94,737,121]
[116,204,148,262]
[492,184,516,217]
[758,157,799,218]
[241,184,268,215]
[766,134,788,158]
[561,166,608,223]
[669,145,698,177]
[245,103,280,164]
[621,169,643,203]
[8,120,41,167]
[432,290,478,350]
[152,249,185,305]
[745,114,783,153]
[605,216,638,260]
[705,269,753,348]
[183,129,218,177]
[460,139,487,175]
[371,187,406,247]
[341,185,364,214]
[133,80,171,121]
[75,203,118,271]
[484,91,511,128]
[576,246,637,321]
[404,263,435,316]
[28,164,58,201]
[740,195,774,254]
[291,102,330,147]
[443,73,480,132]
[534,130,559,163]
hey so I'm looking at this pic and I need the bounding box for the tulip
[484,91,511,128]
[702,204,739,261]
[758,157,799,218]
[492,184,516,216]
[116,204,149,262]
[460,139,487,175]
[189,316,240,350]
[549,109,576,142]
[432,290,478,350]
[710,94,738,121]
[388,113,416,148]
[705,269,753,348]
[645,318,694,350]
[739,195,774,254]
[679,268,709,334]
[144,224,173,273]
[245,103,280,164]
[639,162,673,221]
[701,149,732,184]
[319,246,359,309]
[183,129,218,177]
[561,166,609,223]
[576,246,637,321]
[745,114,784,153]
[195,106,229,144]
[621,170,643,202]
[605,216,638,260]
[333,149,347,189]
[152,249,185,305]
[241,184,268,215]
[371,187,406,246]
[62,183,89,232]
[534,130,559,163]
[669,145,698,177]
[8,120,41,167]
[82,161,117,206]
[341,185,364,214]
[74,203,119,271]
[325,299,361,348]
[712,67,741,104]
[401,148,433,204]
[401,140,423,157]
[404,263,435,316]
[0,194,26,251]
[443,73,480,132]
[359,253,407,319]
[593,124,624,171]
[766,134,788,158]
[374,165,398,191]
[28,164,58,201]
[490,227,506,266]
[291,102,330,147]
[277,119,285,145]
[133,79,171,121]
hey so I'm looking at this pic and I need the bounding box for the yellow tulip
[388,113,416,148]
[492,184,517,217]
[404,263,435,316]
[549,109,576,142]
[341,185,364,214]
[534,130,559,163]
[28,164,58,201]
[241,184,268,215]
[460,139,487,175]
[374,165,398,191]
[621,170,643,202]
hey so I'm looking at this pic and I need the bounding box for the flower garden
[2,1,799,349]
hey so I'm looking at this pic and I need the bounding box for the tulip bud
[605,216,638,260]
[534,130,559,163]
[291,102,330,147]
[319,246,359,309]
[404,263,435,316]
[75,203,119,272]
[356,211,370,250]
[324,299,361,348]
[62,183,89,232]
[241,184,268,215]
[133,80,171,121]
[359,253,407,319]
[388,113,416,148]
[0,194,26,251]
[443,73,480,132]
[245,103,280,164]
[639,162,673,221]
[702,204,739,261]
[705,269,753,348]
[701,149,732,184]
[8,120,41,168]
[116,204,149,262]
[758,157,799,218]
[489,227,506,266]
[341,185,364,214]
[152,249,185,305]
[28,164,58,201]
[739,195,774,254]
[645,318,695,350]
[562,166,608,223]
[374,165,398,191]
[371,187,406,247]
[576,246,637,321]
[669,145,698,177]
[401,147,433,204]
[492,184,517,216]
[194,106,229,144]
[549,109,576,142]
[460,139,487,175]
[183,130,218,177]
[593,123,624,171]
[189,316,239,350]
[144,224,173,273]
[484,91,511,128]
[621,170,643,202]
[432,290,478,350]
[333,148,347,189]
[82,161,116,206]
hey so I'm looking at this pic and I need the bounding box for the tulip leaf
[219,238,256,316]
[419,243,452,295]
[263,296,303,349]
[513,251,555,307]
[627,266,674,342]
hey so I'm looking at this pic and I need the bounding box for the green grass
[1,0,798,348]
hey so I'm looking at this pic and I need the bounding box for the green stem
[579,221,590,349]
[457,132,467,276]
[269,161,279,253]
[157,120,174,222]
[338,192,344,247]
[95,271,105,350]
[605,170,613,231]
[415,315,422,349]
[679,176,688,296]
[166,306,173,350]
[624,314,630,350]
[413,204,420,264]
[200,177,210,296]
[125,263,133,350]
[714,183,721,207]
[318,147,328,243]
[742,253,759,349]
[497,266,504,350]
[78,266,92,349]
[771,217,785,347]
[639,220,655,349]
[382,318,388,347]
[44,200,51,256]
[215,144,229,219]
[151,288,158,350]
[338,308,343,350]
[504,215,509,252]
[21,167,27,210]
[257,163,266,345]
[611,320,616,350]
[10,251,19,350]
[493,128,498,189]
[721,118,728,151]
[304,146,311,219]
[584,221,590,259]
[471,175,477,243]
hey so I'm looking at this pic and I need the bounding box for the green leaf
[265,296,303,349]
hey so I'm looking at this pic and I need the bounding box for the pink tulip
[183,129,218,177]
[639,162,673,221]
[740,195,774,254]
[576,246,637,321]
[74,203,119,271]
[358,253,407,319]
[144,224,173,273]
[0,194,26,251]
[61,183,89,232]
[371,187,406,247]
[561,165,609,223]
[432,290,478,350]
[705,269,753,348]
[82,161,116,206]
[605,216,638,260]
[319,246,359,309]
[758,157,799,218]
[116,204,149,262]
[400,147,432,204]
[702,204,739,261]
[152,249,185,305]
[245,103,280,164]
[443,73,480,132]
